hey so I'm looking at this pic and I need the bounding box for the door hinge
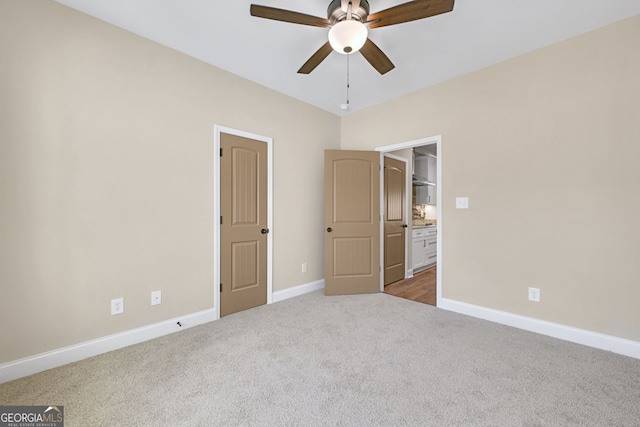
[220,148,223,156]
[220,283,222,292]
[220,216,223,225]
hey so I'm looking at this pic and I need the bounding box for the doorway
[214,126,273,319]
[376,136,442,307]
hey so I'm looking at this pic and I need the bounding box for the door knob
[402,224,408,228]
[326,227,332,232]
[261,228,269,234]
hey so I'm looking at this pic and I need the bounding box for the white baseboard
[440,298,640,360]
[1,280,325,384]
[0,309,216,384]
[10,287,633,385]
[272,279,324,303]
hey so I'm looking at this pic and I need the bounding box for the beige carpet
[2,291,639,426]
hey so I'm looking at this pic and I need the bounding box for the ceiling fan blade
[366,0,454,29]
[298,42,334,74]
[250,5,331,28]
[360,38,395,75]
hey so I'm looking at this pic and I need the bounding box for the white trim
[375,135,441,152]
[381,153,407,163]
[0,309,216,384]
[440,298,640,360]
[435,142,442,305]
[213,125,274,320]
[378,151,383,291]
[376,136,442,305]
[272,279,325,303]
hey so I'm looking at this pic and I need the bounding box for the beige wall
[342,14,640,342]
[0,1,339,363]
[2,0,638,366]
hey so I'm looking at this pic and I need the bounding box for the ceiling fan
[250,0,455,75]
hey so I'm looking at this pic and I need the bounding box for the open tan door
[220,133,268,316]
[383,156,406,285]
[324,150,380,295]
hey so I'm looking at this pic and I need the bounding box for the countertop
[412,219,437,229]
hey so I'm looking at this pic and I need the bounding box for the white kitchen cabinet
[424,235,437,267]
[413,155,426,179]
[413,153,437,206]
[426,155,436,183]
[415,153,436,183]
[412,236,427,270]
[416,185,436,206]
[428,185,437,205]
[412,227,437,271]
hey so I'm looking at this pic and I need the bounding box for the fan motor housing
[327,0,370,23]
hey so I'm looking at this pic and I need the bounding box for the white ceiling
[54,0,640,116]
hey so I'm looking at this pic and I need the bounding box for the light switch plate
[456,197,469,209]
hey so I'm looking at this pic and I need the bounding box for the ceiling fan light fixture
[328,20,367,54]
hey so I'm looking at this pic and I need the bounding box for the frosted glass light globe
[328,20,368,54]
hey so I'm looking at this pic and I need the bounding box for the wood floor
[384,266,436,306]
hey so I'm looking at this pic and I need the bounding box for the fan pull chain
[346,53,350,108]
[340,53,351,111]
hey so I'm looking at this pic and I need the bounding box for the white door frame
[380,152,410,292]
[376,135,442,306]
[213,125,273,320]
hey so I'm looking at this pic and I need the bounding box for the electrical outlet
[528,287,540,302]
[302,262,307,273]
[111,298,124,315]
[151,290,161,306]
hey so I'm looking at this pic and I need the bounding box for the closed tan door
[220,133,268,316]
[383,156,406,285]
[324,150,380,295]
